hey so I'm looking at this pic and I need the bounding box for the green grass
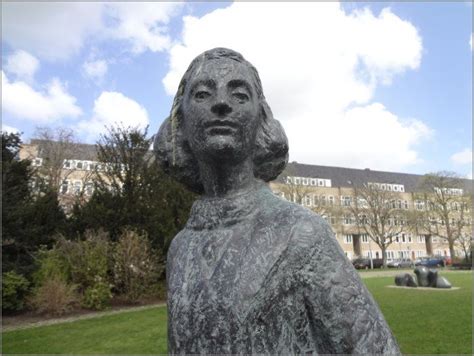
[2,306,168,354]
[364,271,472,355]
[2,271,472,354]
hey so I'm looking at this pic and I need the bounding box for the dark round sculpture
[155,48,400,355]
[413,266,452,289]
[395,273,418,287]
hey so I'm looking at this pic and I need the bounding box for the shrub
[29,276,78,316]
[2,271,30,312]
[33,245,69,286]
[57,230,111,293]
[33,230,113,312]
[82,277,112,311]
[113,229,164,302]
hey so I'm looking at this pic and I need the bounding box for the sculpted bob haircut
[154,48,289,194]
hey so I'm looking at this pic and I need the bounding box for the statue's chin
[197,135,248,163]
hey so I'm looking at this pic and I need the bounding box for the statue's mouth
[204,119,238,135]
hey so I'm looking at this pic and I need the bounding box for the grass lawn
[2,306,168,354]
[364,271,472,355]
[2,271,472,354]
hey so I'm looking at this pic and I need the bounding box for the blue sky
[2,2,472,178]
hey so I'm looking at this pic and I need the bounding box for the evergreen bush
[2,271,30,312]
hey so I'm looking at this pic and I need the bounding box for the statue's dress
[167,182,400,355]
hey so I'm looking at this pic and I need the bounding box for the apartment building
[19,140,472,260]
[269,162,473,261]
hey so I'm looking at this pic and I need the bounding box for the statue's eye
[194,91,211,100]
[232,92,249,103]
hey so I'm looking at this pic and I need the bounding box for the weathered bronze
[155,48,400,355]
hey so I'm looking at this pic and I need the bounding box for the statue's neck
[197,158,258,198]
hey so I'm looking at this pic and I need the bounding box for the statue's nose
[211,101,232,117]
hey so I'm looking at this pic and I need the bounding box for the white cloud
[162,2,429,171]
[82,59,108,83]
[451,148,472,165]
[1,124,21,134]
[2,2,104,61]
[77,91,149,141]
[2,71,82,123]
[2,2,183,61]
[4,50,39,83]
[104,2,184,54]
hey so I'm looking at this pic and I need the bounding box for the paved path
[2,303,166,332]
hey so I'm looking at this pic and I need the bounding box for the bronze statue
[155,48,400,355]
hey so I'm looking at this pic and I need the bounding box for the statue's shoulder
[167,229,189,261]
[259,188,335,250]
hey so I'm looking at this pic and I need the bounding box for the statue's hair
[154,48,289,194]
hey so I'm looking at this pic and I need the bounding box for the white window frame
[344,234,353,244]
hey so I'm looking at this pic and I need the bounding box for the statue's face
[181,58,260,163]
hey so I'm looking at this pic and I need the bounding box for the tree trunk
[381,245,387,268]
[448,240,456,260]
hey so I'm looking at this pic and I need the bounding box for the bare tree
[413,171,472,260]
[31,127,78,190]
[350,183,408,267]
[29,127,97,212]
[277,166,313,204]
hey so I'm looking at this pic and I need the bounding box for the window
[403,200,409,209]
[342,196,352,207]
[63,160,71,169]
[60,180,69,194]
[415,200,424,210]
[408,235,412,243]
[325,179,331,187]
[418,235,425,243]
[320,195,327,206]
[343,215,353,225]
[76,161,83,170]
[344,234,353,244]
[85,182,94,196]
[328,196,334,206]
[73,181,82,195]
[399,186,405,192]
[361,234,369,243]
[313,195,319,206]
[32,158,43,167]
[294,177,301,185]
[310,178,317,186]
[304,195,312,206]
[317,179,324,186]
[302,178,309,186]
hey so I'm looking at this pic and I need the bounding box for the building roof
[30,139,99,161]
[277,162,473,193]
[27,140,472,193]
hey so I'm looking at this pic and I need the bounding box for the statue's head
[154,48,288,193]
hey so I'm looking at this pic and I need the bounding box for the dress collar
[186,181,270,230]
